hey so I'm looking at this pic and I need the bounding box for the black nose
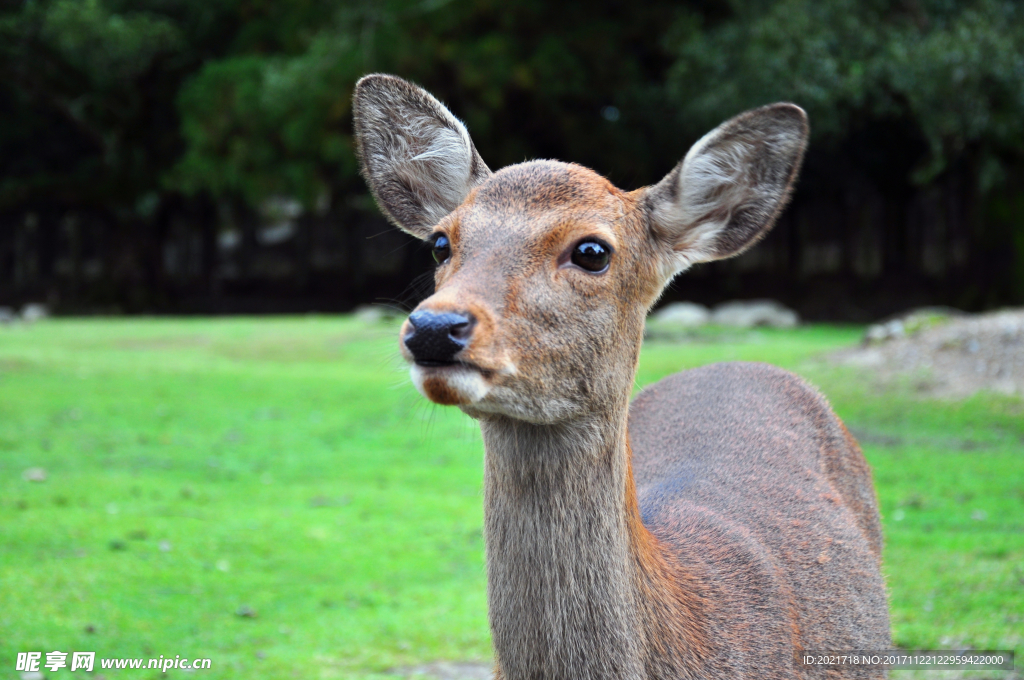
[404,310,475,365]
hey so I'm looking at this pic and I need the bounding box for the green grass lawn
[1,317,1021,679]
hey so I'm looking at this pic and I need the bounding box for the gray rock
[352,304,399,324]
[21,303,49,322]
[864,307,963,344]
[711,300,799,328]
[650,302,711,328]
[865,320,905,343]
[388,661,493,680]
[0,307,15,324]
[22,467,47,482]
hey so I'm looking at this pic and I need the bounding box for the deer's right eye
[432,234,451,264]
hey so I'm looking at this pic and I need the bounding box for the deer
[353,74,891,680]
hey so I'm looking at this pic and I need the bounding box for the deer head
[354,74,807,424]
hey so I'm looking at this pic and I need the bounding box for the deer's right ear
[644,103,808,280]
[353,74,492,239]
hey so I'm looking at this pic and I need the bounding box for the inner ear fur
[353,74,491,239]
[645,103,808,274]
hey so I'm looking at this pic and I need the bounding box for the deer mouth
[414,359,457,367]
[415,359,493,375]
[410,362,493,405]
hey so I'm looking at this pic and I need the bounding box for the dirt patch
[387,661,493,680]
[114,335,213,350]
[846,428,997,451]
[0,357,33,373]
[831,309,1024,399]
[383,660,1021,680]
[897,671,1021,680]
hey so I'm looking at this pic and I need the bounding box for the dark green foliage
[0,0,1022,313]
[666,0,1024,184]
[170,0,692,202]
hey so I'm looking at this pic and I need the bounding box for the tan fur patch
[422,376,463,405]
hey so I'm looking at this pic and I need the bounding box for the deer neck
[480,407,698,680]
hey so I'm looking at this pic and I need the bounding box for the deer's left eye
[571,240,611,273]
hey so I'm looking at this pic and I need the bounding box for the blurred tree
[1,0,240,306]
[170,0,694,203]
[665,0,1024,184]
[663,0,1024,310]
[0,0,342,307]
[171,25,362,206]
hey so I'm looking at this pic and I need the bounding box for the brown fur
[352,74,891,679]
[627,364,889,678]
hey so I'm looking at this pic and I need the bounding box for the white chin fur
[410,364,491,403]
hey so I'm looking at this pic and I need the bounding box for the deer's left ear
[644,103,808,279]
